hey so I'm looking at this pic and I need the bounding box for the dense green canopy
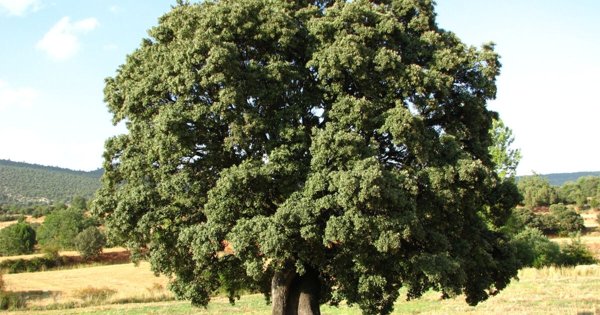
[94,1,521,314]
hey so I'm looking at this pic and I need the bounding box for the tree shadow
[15,290,62,303]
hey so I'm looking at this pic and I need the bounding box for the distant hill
[0,160,102,205]
[518,171,600,186]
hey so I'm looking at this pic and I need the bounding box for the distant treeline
[518,171,600,187]
[0,160,102,205]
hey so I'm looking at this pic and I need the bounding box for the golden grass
[0,247,127,263]
[551,234,600,260]
[581,210,599,228]
[2,262,171,307]
[2,264,600,314]
[0,215,45,230]
[0,221,17,230]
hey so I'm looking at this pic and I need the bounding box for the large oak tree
[93,0,521,314]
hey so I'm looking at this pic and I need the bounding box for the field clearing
[3,262,171,307]
[551,234,600,260]
[582,210,599,228]
[0,215,44,230]
[3,264,600,314]
[0,247,127,263]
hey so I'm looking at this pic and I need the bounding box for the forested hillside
[519,171,600,186]
[0,160,101,205]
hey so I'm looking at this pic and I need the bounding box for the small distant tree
[489,119,521,179]
[518,175,559,208]
[550,204,584,235]
[0,220,36,256]
[558,238,597,266]
[75,227,106,260]
[558,181,582,205]
[70,196,88,211]
[37,208,93,250]
[590,198,599,209]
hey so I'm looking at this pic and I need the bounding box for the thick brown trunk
[272,269,295,315]
[271,267,321,315]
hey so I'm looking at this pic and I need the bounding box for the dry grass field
[3,262,171,308]
[0,247,128,264]
[551,209,600,259]
[3,263,600,314]
[582,209,600,228]
[1,210,599,314]
[552,235,600,260]
[0,216,44,230]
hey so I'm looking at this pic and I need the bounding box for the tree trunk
[271,267,321,315]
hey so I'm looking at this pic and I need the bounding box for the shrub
[0,214,24,222]
[0,256,68,274]
[0,291,25,310]
[551,206,585,235]
[0,272,25,310]
[70,196,88,211]
[75,227,106,260]
[73,286,116,303]
[41,244,61,261]
[511,204,585,236]
[558,238,597,266]
[512,227,561,268]
[0,220,36,256]
[530,214,559,235]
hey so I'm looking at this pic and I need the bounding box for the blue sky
[0,1,598,175]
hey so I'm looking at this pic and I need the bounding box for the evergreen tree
[0,220,36,256]
[93,1,521,314]
[37,208,92,250]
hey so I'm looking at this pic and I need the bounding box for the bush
[512,228,561,268]
[0,291,25,310]
[510,204,585,236]
[0,256,67,274]
[550,204,585,235]
[75,227,106,260]
[0,272,25,310]
[512,228,598,268]
[590,198,599,209]
[0,220,36,256]
[0,214,24,222]
[558,238,597,266]
[530,214,559,235]
[70,196,88,211]
[73,286,116,303]
[555,210,585,235]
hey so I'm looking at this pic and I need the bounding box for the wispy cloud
[0,0,41,16]
[36,16,99,61]
[108,5,120,14]
[0,80,39,111]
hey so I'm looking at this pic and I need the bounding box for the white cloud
[0,0,41,16]
[0,80,39,111]
[36,16,99,61]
